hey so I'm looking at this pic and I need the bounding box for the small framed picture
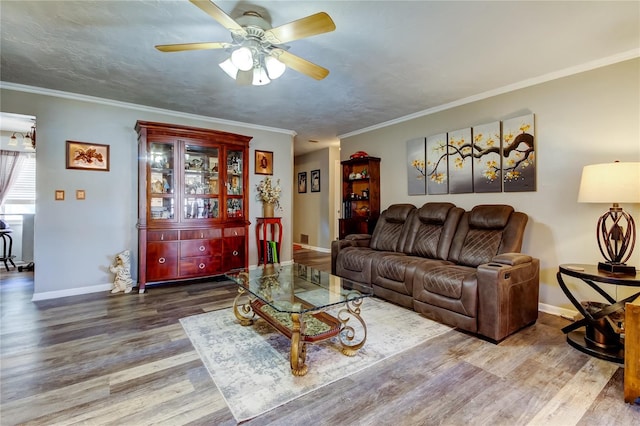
[55,190,65,201]
[66,141,110,171]
[255,150,273,175]
[76,190,86,200]
[298,172,307,193]
[310,169,320,192]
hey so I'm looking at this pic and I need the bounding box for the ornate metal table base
[232,287,368,376]
[557,264,640,364]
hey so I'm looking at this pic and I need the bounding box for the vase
[262,202,275,218]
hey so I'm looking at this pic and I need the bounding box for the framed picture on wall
[255,150,273,175]
[310,169,320,192]
[66,141,110,171]
[298,172,307,193]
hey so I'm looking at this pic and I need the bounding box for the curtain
[0,150,27,207]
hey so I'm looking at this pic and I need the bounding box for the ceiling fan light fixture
[231,46,253,71]
[265,55,286,80]
[219,58,239,79]
[252,66,270,86]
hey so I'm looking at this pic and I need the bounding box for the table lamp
[578,161,640,275]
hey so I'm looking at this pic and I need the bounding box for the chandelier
[8,124,36,149]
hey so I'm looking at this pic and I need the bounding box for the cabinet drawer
[179,256,222,277]
[181,228,221,240]
[147,230,178,241]
[180,239,222,257]
[224,227,245,237]
[146,241,178,281]
[223,236,245,270]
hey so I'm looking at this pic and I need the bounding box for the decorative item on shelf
[349,151,368,159]
[256,176,281,217]
[578,161,640,275]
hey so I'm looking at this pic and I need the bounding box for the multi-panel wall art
[406,114,535,195]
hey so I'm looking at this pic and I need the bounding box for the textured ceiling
[1,1,639,155]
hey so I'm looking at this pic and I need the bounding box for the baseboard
[538,302,580,321]
[32,283,112,301]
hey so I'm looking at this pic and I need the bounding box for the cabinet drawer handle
[200,232,204,239]
[199,245,206,252]
[199,263,206,269]
[234,231,238,235]
[158,257,166,264]
[160,234,164,241]
[233,250,239,256]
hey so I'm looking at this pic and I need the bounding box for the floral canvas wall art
[447,128,473,194]
[407,137,426,195]
[502,114,536,192]
[472,121,502,193]
[426,133,448,195]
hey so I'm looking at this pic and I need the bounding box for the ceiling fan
[155,0,336,86]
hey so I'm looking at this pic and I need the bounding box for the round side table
[557,264,640,363]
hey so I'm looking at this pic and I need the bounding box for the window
[1,152,36,215]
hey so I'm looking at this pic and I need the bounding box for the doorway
[0,112,36,270]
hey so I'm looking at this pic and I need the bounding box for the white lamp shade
[231,47,253,71]
[265,55,286,80]
[219,58,238,79]
[252,67,270,86]
[578,162,640,203]
[8,134,18,146]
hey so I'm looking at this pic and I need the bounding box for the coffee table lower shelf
[232,290,367,376]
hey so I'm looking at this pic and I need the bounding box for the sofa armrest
[491,252,532,266]
[331,239,361,274]
[476,257,540,341]
[345,233,372,242]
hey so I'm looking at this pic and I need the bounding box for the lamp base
[598,262,637,276]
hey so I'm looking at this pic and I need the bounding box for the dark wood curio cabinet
[339,156,381,239]
[135,121,252,292]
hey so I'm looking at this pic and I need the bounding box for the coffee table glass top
[225,263,373,314]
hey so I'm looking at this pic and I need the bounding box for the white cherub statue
[110,249,133,294]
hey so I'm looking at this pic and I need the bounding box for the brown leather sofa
[331,202,540,342]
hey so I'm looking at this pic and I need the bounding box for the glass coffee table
[225,263,373,376]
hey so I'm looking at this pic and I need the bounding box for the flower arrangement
[255,176,281,209]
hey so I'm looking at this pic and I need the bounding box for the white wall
[293,147,340,251]
[1,86,295,299]
[341,58,640,314]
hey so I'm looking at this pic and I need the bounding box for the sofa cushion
[457,229,503,267]
[402,203,463,260]
[369,204,416,252]
[468,205,513,229]
[413,264,478,317]
[449,204,521,267]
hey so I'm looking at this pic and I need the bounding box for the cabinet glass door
[183,144,220,220]
[149,142,175,220]
[226,149,243,218]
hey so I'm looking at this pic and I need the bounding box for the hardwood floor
[1,249,638,425]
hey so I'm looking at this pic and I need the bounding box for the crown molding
[0,82,297,137]
[339,49,640,139]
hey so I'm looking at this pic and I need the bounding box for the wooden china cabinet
[135,121,252,292]
[339,156,381,239]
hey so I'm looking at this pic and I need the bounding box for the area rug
[180,297,452,423]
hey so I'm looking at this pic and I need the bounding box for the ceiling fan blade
[236,70,253,86]
[189,0,247,37]
[155,42,231,52]
[264,12,335,44]
[272,49,329,80]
